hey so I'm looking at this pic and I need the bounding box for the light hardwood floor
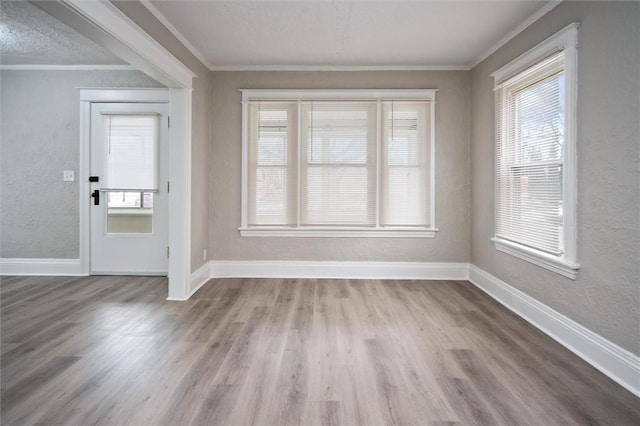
[1,275,638,425]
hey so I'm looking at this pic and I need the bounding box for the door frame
[80,88,191,300]
[79,89,170,271]
[83,94,170,275]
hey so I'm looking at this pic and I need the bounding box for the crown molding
[210,64,470,72]
[0,64,136,71]
[139,0,214,71]
[52,0,196,87]
[469,0,563,69]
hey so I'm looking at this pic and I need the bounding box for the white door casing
[80,88,191,299]
[89,102,169,275]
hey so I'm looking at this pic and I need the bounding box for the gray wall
[0,70,163,259]
[190,74,212,271]
[210,71,470,262]
[470,1,640,355]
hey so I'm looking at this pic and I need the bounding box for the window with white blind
[492,23,580,279]
[102,114,159,191]
[240,90,437,237]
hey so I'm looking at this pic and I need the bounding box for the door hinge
[167,116,170,128]
[167,246,170,258]
[167,181,170,193]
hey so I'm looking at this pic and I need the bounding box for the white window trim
[240,227,437,238]
[239,89,438,238]
[491,23,580,279]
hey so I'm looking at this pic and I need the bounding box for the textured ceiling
[0,0,125,66]
[149,0,550,69]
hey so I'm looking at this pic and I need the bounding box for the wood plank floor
[1,275,638,425]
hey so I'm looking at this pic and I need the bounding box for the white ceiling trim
[469,0,563,69]
[0,64,137,71]
[56,0,196,87]
[139,0,214,71]
[211,64,470,72]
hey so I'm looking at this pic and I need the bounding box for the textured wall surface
[470,1,640,354]
[0,70,163,259]
[190,75,212,272]
[0,1,125,65]
[209,71,470,262]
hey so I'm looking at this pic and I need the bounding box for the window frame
[239,89,438,238]
[491,23,580,279]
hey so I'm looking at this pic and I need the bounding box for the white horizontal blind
[381,101,431,226]
[247,102,297,226]
[102,114,159,191]
[300,101,377,225]
[496,52,565,255]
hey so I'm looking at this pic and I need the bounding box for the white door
[90,102,169,275]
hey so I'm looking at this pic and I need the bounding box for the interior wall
[190,74,212,272]
[470,1,640,355]
[209,70,470,262]
[0,70,162,259]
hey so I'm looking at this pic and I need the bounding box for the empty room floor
[1,275,638,425]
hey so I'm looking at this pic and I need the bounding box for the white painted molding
[240,89,438,102]
[468,265,640,397]
[79,88,170,103]
[212,65,469,72]
[0,258,86,276]
[0,64,136,71]
[139,0,214,70]
[166,88,193,300]
[239,228,437,238]
[59,0,196,87]
[470,0,564,69]
[179,261,213,301]
[492,238,579,280]
[179,260,468,299]
[209,260,469,281]
[491,23,579,84]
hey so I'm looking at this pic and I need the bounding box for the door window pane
[106,191,153,234]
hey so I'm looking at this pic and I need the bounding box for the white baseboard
[0,258,85,276]
[184,260,468,300]
[469,265,640,397]
[188,261,213,299]
[209,260,469,281]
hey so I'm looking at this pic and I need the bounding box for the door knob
[91,189,100,206]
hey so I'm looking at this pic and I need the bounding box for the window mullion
[429,100,436,228]
[375,99,382,228]
[296,99,301,228]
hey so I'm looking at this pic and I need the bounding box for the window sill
[239,227,438,238]
[491,237,580,280]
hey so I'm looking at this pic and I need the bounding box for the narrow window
[492,24,579,278]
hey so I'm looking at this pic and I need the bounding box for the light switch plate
[63,170,75,182]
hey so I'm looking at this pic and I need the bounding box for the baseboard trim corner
[0,258,85,276]
[468,264,640,397]
[188,260,212,298]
